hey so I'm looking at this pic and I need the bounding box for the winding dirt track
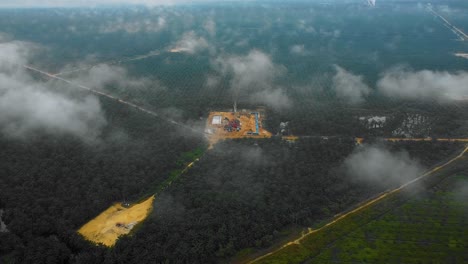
[247,144,468,264]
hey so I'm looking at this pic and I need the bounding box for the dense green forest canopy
[0,132,463,263]
[1,0,468,263]
[0,97,204,263]
[312,173,468,264]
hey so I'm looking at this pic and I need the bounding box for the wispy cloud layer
[344,144,423,187]
[0,38,106,141]
[72,63,153,92]
[377,67,468,101]
[171,31,210,54]
[0,0,238,8]
[332,65,371,104]
[99,17,166,34]
[289,44,307,56]
[204,19,216,37]
[213,50,290,110]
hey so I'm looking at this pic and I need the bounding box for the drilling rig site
[205,109,272,146]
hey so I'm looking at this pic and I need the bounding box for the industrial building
[205,109,272,145]
[212,115,222,125]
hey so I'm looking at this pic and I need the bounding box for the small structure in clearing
[282,135,299,142]
[211,115,223,125]
[78,195,154,247]
[205,109,272,146]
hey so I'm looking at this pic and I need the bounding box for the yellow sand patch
[206,111,272,146]
[282,136,299,141]
[78,195,155,247]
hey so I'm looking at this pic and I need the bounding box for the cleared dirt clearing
[78,195,155,247]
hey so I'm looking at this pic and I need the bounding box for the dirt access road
[246,144,468,264]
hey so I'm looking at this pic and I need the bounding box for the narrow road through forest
[247,144,468,264]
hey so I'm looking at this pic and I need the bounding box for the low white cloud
[214,50,290,109]
[0,0,237,8]
[344,144,423,187]
[377,67,468,101]
[0,38,106,141]
[332,65,371,104]
[0,84,104,141]
[0,32,13,42]
[251,88,291,110]
[290,44,307,55]
[439,5,453,14]
[297,19,316,34]
[0,41,34,73]
[320,29,341,38]
[170,31,210,54]
[452,179,468,207]
[235,38,249,47]
[216,50,285,94]
[73,64,153,92]
[99,17,166,34]
[205,75,220,89]
[204,19,216,37]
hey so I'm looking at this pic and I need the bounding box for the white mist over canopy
[0,0,251,8]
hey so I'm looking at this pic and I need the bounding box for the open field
[246,145,468,264]
[312,175,468,263]
[206,111,272,146]
[78,196,155,247]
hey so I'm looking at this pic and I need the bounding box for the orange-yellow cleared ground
[206,111,272,146]
[78,195,155,247]
[282,136,299,141]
